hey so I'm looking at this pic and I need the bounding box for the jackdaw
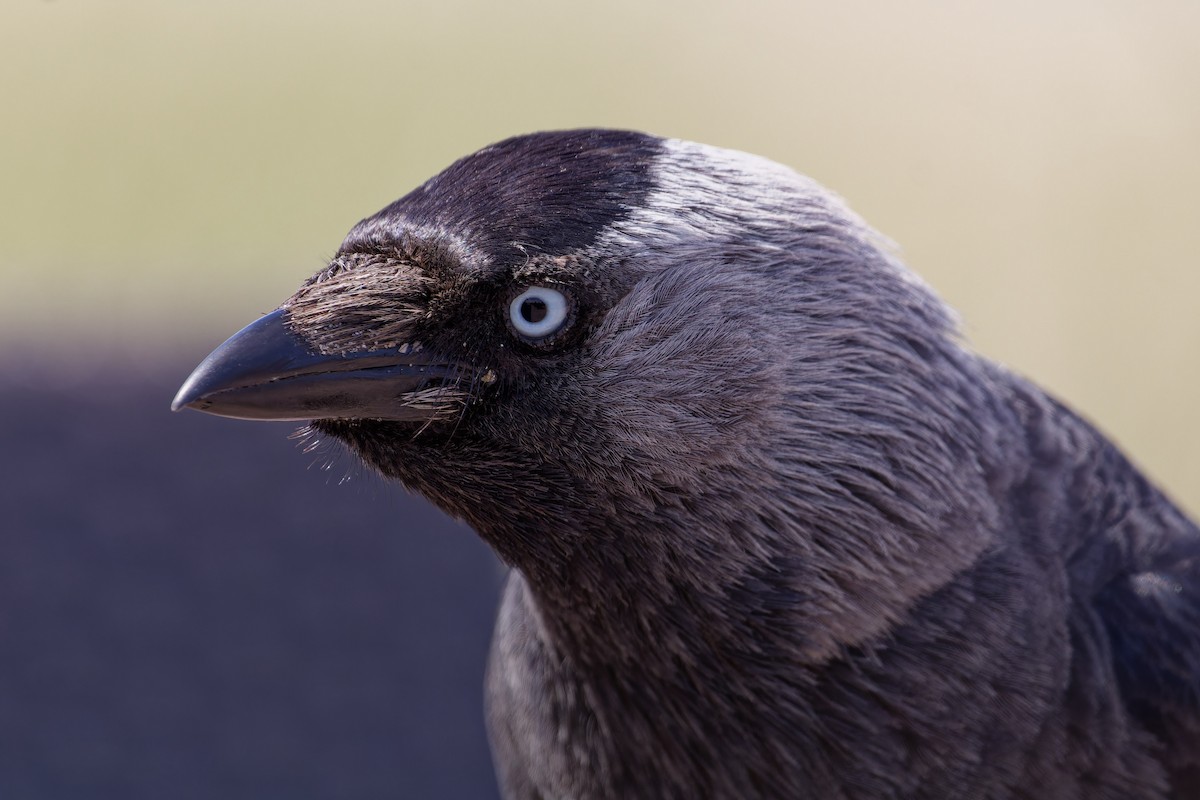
[173,129,1200,799]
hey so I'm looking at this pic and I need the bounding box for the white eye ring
[509,286,570,340]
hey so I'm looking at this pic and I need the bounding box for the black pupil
[520,297,549,324]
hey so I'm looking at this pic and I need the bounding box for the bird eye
[508,286,571,341]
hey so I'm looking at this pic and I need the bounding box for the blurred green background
[4,0,1198,511]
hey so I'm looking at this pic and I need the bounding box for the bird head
[175,130,997,652]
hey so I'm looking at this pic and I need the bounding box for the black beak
[171,309,462,422]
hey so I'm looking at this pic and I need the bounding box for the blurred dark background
[1,358,502,799]
[1,1,1197,798]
